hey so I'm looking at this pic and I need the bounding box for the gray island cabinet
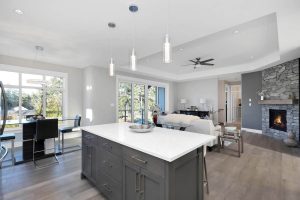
[81,123,215,200]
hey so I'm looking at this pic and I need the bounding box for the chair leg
[58,131,61,152]
[62,133,64,154]
[241,136,244,153]
[203,157,209,194]
[218,136,221,152]
[238,140,241,157]
[11,139,15,165]
[33,139,36,166]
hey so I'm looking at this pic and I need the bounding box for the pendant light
[108,22,116,76]
[163,0,172,63]
[129,4,138,71]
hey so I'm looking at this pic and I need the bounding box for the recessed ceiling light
[179,48,184,51]
[233,30,239,34]
[15,9,23,15]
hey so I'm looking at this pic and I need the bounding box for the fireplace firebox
[269,109,287,132]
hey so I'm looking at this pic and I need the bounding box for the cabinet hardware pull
[135,173,140,192]
[131,156,147,164]
[140,174,145,200]
[103,184,112,193]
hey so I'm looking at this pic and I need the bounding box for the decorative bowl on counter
[129,124,154,133]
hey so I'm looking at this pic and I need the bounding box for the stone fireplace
[261,59,299,141]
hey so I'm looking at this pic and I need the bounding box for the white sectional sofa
[158,114,221,147]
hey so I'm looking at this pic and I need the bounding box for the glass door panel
[118,82,132,122]
[157,87,165,112]
[5,88,20,128]
[133,84,145,124]
[147,85,157,123]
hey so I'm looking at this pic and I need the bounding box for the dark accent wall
[241,71,262,130]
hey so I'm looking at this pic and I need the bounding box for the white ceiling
[0,0,299,81]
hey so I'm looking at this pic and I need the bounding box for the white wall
[175,78,219,124]
[83,67,116,126]
[0,55,83,118]
[83,67,176,126]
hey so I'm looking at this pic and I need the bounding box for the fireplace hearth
[269,109,287,132]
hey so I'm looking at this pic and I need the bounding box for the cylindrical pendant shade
[163,34,171,63]
[109,58,114,76]
[131,48,136,71]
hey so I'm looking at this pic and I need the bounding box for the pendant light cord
[132,12,136,49]
[166,0,170,34]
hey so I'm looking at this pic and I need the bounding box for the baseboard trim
[241,128,262,134]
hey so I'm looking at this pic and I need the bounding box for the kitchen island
[81,123,216,200]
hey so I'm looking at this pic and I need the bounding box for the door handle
[135,172,140,192]
[131,156,147,164]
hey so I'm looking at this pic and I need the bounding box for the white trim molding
[241,128,263,134]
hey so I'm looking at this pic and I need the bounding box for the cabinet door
[90,143,98,183]
[140,169,164,200]
[82,144,92,178]
[123,160,140,200]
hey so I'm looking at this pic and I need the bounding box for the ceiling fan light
[109,58,114,76]
[163,34,171,63]
[131,48,136,71]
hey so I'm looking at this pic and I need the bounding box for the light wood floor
[1,132,300,200]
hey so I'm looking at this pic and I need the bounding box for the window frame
[0,64,68,130]
[116,75,169,123]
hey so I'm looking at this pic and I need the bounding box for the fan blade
[189,60,198,64]
[201,63,214,66]
[200,59,214,63]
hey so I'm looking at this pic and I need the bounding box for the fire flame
[274,115,282,125]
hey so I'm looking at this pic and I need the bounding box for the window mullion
[145,84,149,124]
[131,83,134,123]
[19,73,22,124]
[42,76,46,117]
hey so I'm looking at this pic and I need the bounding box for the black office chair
[58,115,81,154]
[33,119,59,167]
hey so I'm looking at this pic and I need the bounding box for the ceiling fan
[182,57,215,69]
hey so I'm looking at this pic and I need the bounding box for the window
[118,82,132,122]
[0,69,66,128]
[117,76,168,124]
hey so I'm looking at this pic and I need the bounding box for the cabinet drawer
[100,150,123,183]
[123,147,165,178]
[98,172,122,200]
[100,137,122,157]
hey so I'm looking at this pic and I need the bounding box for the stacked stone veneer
[262,59,299,141]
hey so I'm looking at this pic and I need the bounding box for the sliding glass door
[117,81,166,124]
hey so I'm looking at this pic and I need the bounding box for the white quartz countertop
[81,123,216,162]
